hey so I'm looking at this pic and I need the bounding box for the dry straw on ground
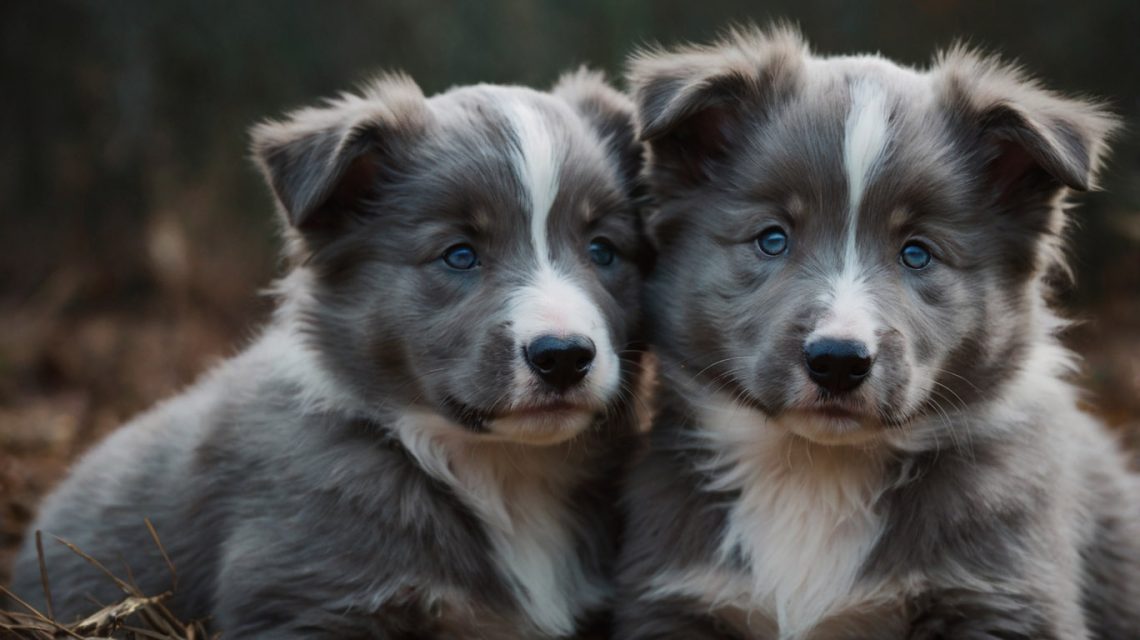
[0,525,212,639]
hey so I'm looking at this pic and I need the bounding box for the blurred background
[1,0,1138,584]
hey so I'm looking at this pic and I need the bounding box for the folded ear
[251,72,429,232]
[551,67,644,194]
[625,25,807,191]
[935,47,1118,199]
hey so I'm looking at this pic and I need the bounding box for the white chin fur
[775,410,884,447]
[487,409,594,445]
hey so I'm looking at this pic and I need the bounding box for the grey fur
[10,70,646,639]
[618,25,1138,639]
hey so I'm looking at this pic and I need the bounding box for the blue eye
[756,227,788,256]
[900,242,932,270]
[442,244,479,270]
[588,239,616,266]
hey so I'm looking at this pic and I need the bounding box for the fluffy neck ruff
[688,392,894,636]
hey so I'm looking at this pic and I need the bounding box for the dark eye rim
[755,226,789,256]
[441,243,480,270]
[588,237,618,266]
[899,241,933,270]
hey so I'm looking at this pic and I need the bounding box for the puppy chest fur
[651,405,893,635]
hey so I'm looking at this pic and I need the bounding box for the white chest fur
[694,400,891,638]
[393,410,606,637]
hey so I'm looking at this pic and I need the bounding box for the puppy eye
[900,242,932,270]
[442,244,479,270]
[588,238,617,266]
[756,227,789,256]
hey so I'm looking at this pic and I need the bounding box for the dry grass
[0,527,212,639]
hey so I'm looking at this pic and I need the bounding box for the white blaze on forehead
[811,81,893,351]
[811,269,878,351]
[841,80,891,273]
[511,268,607,342]
[506,99,563,262]
[500,97,619,405]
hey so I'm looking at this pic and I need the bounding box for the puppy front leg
[905,588,1084,640]
[214,555,442,639]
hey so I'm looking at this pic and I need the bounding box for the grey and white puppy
[10,69,647,638]
[616,26,1139,639]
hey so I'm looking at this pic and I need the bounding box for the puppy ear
[552,67,644,194]
[936,47,1118,199]
[625,24,807,191]
[251,72,429,232]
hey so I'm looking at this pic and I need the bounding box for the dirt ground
[0,254,272,587]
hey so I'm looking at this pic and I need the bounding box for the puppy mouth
[805,405,865,421]
[719,376,884,425]
[772,403,887,446]
[500,400,587,418]
[794,396,890,424]
[720,376,906,442]
[725,382,869,422]
[442,397,495,433]
[441,397,591,433]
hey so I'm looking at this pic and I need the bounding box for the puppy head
[252,70,645,445]
[629,26,1116,445]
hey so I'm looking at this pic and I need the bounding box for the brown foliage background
[1,0,1138,587]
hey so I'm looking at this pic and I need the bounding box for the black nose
[525,335,596,392]
[804,339,873,395]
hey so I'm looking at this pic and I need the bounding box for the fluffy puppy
[616,26,1138,639]
[10,69,647,639]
